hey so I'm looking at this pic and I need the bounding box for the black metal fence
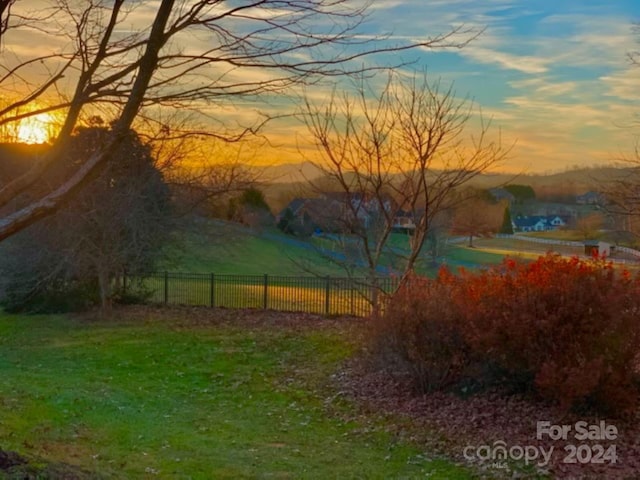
[124,272,400,317]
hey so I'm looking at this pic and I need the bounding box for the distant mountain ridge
[258,163,638,212]
[3,142,636,206]
[255,161,636,189]
[255,161,325,183]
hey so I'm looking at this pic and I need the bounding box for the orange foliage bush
[371,276,470,393]
[373,254,640,414]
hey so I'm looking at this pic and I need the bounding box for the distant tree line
[503,184,536,203]
[227,187,273,230]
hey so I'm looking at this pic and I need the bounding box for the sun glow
[15,112,55,144]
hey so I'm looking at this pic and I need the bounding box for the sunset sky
[4,1,640,174]
[268,0,640,173]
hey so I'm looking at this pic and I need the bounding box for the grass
[164,222,507,279]
[153,221,636,315]
[0,310,474,479]
[162,220,356,276]
[135,218,636,284]
[472,237,584,257]
[136,275,380,316]
[444,245,506,268]
[519,230,593,241]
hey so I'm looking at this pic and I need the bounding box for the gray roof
[513,215,547,228]
[279,198,308,217]
[489,188,515,201]
[512,215,568,228]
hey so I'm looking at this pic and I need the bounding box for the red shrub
[372,254,640,414]
[370,273,470,393]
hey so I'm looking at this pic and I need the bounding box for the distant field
[167,220,628,281]
[168,223,632,280]
[522,229,640,249]
[163,221,509,278]
[444,245,507,268]
[473,237,584,257]
[162,221,358,276]
[520,230,596,241]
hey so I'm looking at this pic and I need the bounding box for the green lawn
[472,236,584,257]
[0,310,474,479]
[160,220,509,282]
[519,230,592,241]
[163,221,357,276]
[445,246,506,268]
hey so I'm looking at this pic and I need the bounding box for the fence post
[350,278,355,316]
[325,276,331,315]
[164,271,169,304]
[263,274,268,309]
[210,273,215,307]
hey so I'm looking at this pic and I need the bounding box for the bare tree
[0,126,171,311]
[423,210,453,267]
[574,212,605,240]
[0,0,13,42]
[301,72,509,290]
[451,195,502,247]
[600,164,640,243]
[599,25,640,244]
[0,0,476,241]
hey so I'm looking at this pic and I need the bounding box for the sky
[343,0,640,173]
[261,0,640,173]
[3,1,640,174]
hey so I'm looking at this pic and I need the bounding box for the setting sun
[16,112,54,144]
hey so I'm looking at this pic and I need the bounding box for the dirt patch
[0,448,99,479]
[0,449,27,470]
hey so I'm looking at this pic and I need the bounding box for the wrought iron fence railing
[123,272,399,317]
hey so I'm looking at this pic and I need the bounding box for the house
[547,215,568,228]
[276,198,308,222]
[512,215,568,232]
[489,188,515,204]
[576,191,605,205]
[392,208,417,233]
[283,198,307,217]
[277,192,395,234]
[513,216,547,232]
[322,191,395,229]
[276,197,336,235]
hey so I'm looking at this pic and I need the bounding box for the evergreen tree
[500,207,514,234]
[277,208,295,234]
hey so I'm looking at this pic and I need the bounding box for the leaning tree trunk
[97,266,112,312]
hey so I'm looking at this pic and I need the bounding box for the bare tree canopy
[451,193,502,248]
[0,0,477,241]
[597,23,640,243]
[300,71,510,285]
[599,164,640,242]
